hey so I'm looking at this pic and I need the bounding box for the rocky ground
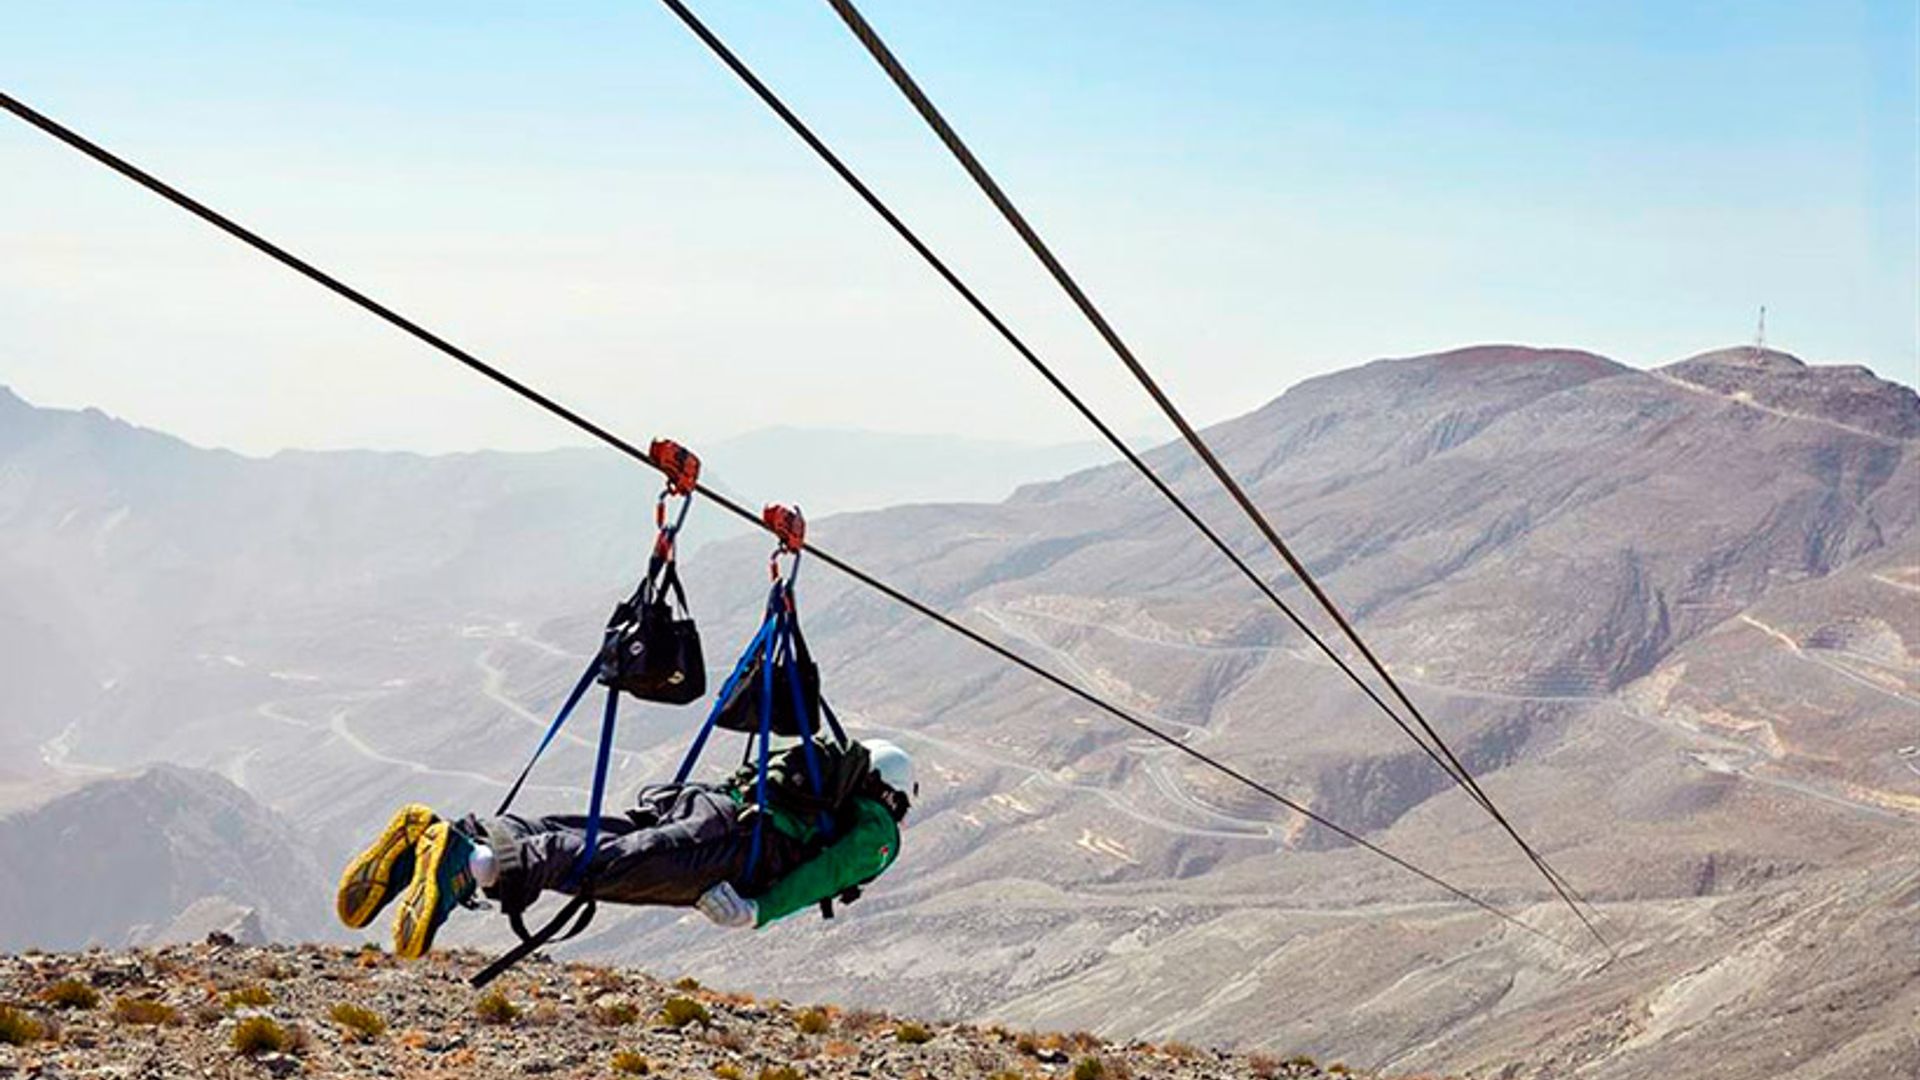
[0,943,1376,1080]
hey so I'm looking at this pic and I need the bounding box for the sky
[2,1,1915,456]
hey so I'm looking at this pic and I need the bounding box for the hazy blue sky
[4,1,1914,455]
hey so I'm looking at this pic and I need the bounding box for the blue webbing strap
[778,610,835,840]
[673,606,778,785]
[747,605,780,875]
[494,652,603,817]
[565,680,622,888]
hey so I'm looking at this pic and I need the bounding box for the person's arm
[750,799,900,927]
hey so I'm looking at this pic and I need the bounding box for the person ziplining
[331,445,916,982]
[336,735,912,960]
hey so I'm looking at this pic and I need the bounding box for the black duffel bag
[600,559,705,705]
[713,612,821,736]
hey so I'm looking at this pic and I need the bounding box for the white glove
[696,881,757,929]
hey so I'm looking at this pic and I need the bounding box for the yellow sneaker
[391,820,478,960]
[336,804,437,929]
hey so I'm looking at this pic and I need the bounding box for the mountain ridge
[2,342,1915,1078]
[0,765,331,952]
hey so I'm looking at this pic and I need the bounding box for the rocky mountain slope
[0,766,332,952]
[1,344,1915,1078]
[0,943,1355,1079]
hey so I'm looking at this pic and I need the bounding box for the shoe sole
[336,804,435,929]
[392,821,453,960]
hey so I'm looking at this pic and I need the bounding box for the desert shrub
[252,957,293,981]
[230,1015,288,1055]
[41,978,101,1010]
[759,1067,803,1080]
[611,1049,652,1075]
[596,999,641,1027]
[1072,1058,1105,1080]
[112,997,179,1026]
[657,995,711,1029]
[330,1002,386,1042]
[673,976,702,992]
[1287,1054,1318,1069]
[0,1005,45,1045]
[794,1008,831,1035]
[1247,1052,1283,1079]
[894,1020,933,1045]
[988,1072,1027,1080]
[1329,1064,1351,1075]
[713,1065,745,1080]
[224,984,274,1009]
[474,990,519,1025]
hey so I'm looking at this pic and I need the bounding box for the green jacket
[726,788,901,927]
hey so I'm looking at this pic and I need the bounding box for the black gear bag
[601,556,705,705]
[711,612,818,734]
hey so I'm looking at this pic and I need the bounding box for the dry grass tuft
[894,1020,934,1045]
[595,999,641,1027]
[329,1002,386,1042]
[474,990,519,1026]
[0,1005,45,1045]
[230,1015,288,1056]
[223,984,273,1010]
[656,995,711,1029]
[112,997,180,1026]
[610,1049,653,1074]
[40,978,101,1010]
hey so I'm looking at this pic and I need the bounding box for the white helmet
[864,738,915,797]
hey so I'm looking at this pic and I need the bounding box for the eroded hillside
[2,345,1915,1078]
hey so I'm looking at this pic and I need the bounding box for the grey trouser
[473,783,804,912]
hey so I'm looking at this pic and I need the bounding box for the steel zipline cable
[0,90,1578,955]
[813,0,1605,937]
[650,0,1606,949]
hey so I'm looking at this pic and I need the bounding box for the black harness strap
[470,895,596,988]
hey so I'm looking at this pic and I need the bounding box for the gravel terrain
[0,943,1366,1080]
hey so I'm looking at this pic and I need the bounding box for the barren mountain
[0,766,331,951]
[1,344,1915,1078]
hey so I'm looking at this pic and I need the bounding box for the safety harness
[472,439,705,988]
[471,472,862,987]
[673,505,851,883]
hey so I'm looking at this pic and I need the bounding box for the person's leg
[472,786,754,910]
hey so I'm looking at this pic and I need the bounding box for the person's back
[692,736,911,927]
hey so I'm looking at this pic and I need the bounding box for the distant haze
[2,2,1913,457]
